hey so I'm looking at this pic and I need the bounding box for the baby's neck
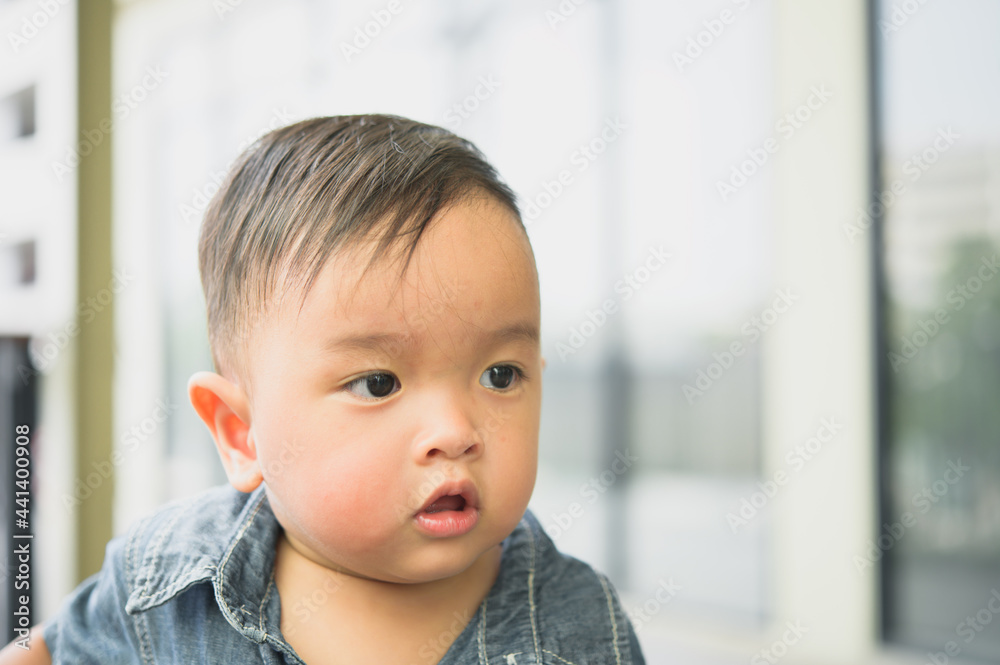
[273,532,502,664]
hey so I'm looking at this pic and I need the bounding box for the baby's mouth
[413,479,481,537]
[414,478,480,516]
[422,494,467,514]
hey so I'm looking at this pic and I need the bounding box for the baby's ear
[187,371,262,493]
[541,356,547,371]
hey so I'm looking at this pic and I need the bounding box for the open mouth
[414,480,480,537]
[423,494,467,514]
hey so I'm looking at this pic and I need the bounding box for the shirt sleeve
[42,534,146,665]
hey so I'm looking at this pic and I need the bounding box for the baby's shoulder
[499,511,644,664]
[512,510,619,605]
[118,484,262,613]
[42,485,266,663]
[533,533,624,625]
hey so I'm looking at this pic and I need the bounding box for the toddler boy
[3,114,645,664]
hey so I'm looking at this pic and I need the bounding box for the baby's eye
[479,365,524,392]
[344,372,399,401]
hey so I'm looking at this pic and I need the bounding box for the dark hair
[198,113,524,383]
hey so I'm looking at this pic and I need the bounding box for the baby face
[245,195,542,583]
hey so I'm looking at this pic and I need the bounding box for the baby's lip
[415,478,480,516]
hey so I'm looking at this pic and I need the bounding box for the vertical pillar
[766,0,878,661]
[76,0,114,582]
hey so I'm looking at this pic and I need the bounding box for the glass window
[876,1,1000,660]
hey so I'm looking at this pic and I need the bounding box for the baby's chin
[310,534,502,585]
[396,543,500,583]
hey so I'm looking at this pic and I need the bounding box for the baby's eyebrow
[323,321,539,356]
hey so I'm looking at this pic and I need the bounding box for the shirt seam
[476,597,488,664]
[124,519,156,664]
[259,568,309,665]
[525,516,542,665]
[259,570,276,636]
[215,492,267,638]
[542,649,580,665]
[597,573,623,665]
[133,607,156,665]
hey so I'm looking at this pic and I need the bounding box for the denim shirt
[43,484,646,664]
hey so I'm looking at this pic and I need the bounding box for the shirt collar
[125,483,277,619]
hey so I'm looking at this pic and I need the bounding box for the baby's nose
[415,426,483,461]
[410,396,484,461]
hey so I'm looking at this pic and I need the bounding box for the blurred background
[1,0,998,663]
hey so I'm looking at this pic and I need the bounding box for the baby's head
[187,114,545,584]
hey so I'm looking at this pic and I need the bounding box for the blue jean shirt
[42,484,646,664]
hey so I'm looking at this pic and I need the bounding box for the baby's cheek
[295,457,402,545]
[493,433,538,502]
